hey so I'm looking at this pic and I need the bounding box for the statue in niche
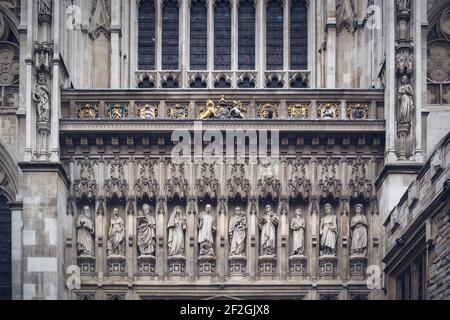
[33,74,50,123]
[137,204,156,256]
[320,203,338,256]
[167,206,186,257]
[76,206,95,257]
[198,204,217,256]
[350,204,368,257]
[291,209,306,256]
[229,207,247,256]
[107,208,125,256]
[397,75,414,127]
[259,204,279,256]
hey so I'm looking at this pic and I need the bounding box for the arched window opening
[214,0,232,70]
[266,0,284,70]
[138,0,156,70]
[162,0,180,70]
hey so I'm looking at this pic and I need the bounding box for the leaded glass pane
[190,0,207,70]
[290,0,308,70]
[138,0,156,70]
[238,0,256,70]
[162,0,179,70]
[214,0,232,70]
[266,0,284,70]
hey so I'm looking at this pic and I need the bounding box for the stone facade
[0,0,448,300]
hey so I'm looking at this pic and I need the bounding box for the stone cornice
[59,119,386,133]
[61,88,385,102]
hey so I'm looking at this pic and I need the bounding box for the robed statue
[229,207,247,256]
[76,206,95,257]
[198,204,217,256]
[137,204,156,256]
[107,208,125,256]
[291,209,306,256]
[167,206,186,257]
[259,204,279,256]
[350,204,368,257]
[320,203,338,256]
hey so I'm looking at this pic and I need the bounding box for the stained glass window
[162,0,179,70]
[238,0,256,70]
[290,0,308,70]
[190,0,208,70]
[138,0,156,70]
[214,0,232,70]
[266,0,284,70]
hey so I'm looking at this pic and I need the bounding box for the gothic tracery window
[214,0,232,70]
[238,0,256,70]
[0,12,19,109]
[190,0,208,70]
[138,0,156,70]
[162,0,180,70]
[266,0,284,70]
[427,6,450,104]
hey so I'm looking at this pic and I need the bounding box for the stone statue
[398,75,414,126]
[167,206,186,257]
[76,206,95,257]
[137,204,156,256]
[259,204,279,256]
[229,207,247,256]
[198,204,216,256]
[291,209,306,256]
[107,208,125,256]
[230,101,246,119]
[33,74,50,123]
[350,204,368,257]
[320,203,338,256]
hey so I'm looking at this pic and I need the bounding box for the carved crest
[77,104,99,119]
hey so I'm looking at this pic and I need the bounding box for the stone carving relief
[38,0,52,23]
[77,104,99,119]
[137,104,158,119]
[347,104,369,120]
[107,208,125,256]
[165,161,189,200]
[74,157,98,200]
[198,204,217,256]
[229,207,247,257]
[318,156,342,201]
[135,157,159,200]
[288,156,312,200]
[318,103,339,120]
[226,164,250,201]
[137,204,156,257]
[167,104,188,119]
[104,157,128,200]
[0,39,19,86]
[198,96,246,119]
[319,203,338,256]
[107,104,128,119]
[257,103,279,119]
[288,104,309,119]
[196,163,219,200]
[259,204,279,256]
